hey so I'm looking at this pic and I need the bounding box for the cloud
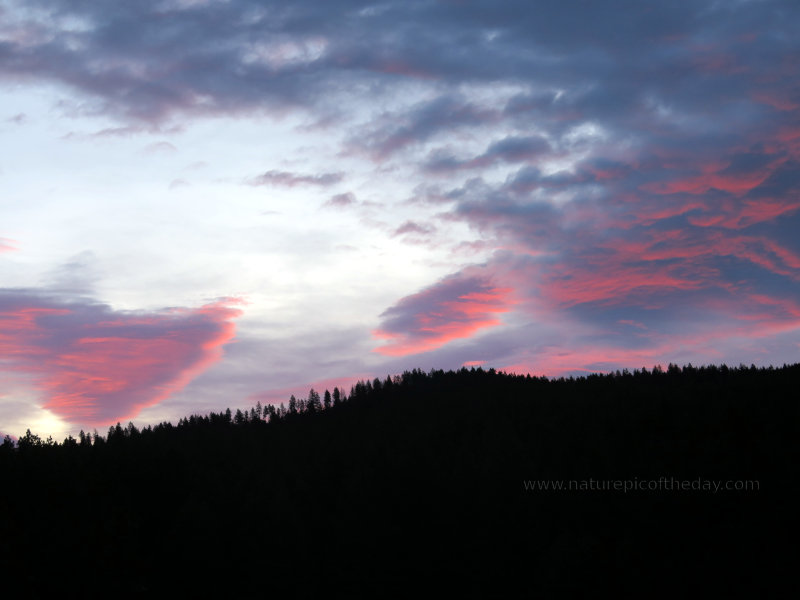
[373,272,513,356]
[424,135,551,173]
[392,220,436,237]
[0,238,18,253]
[143,140,178,154]
[416,145,800,368]
[61,124,182,140]
[0,0,796,132]
[0,291,242,426]
[42,250,101,295]
[3,0,800,381]
[324,192,356,208]
[351,94,502,159]
[248,170,344,187]
[169,178,190,189]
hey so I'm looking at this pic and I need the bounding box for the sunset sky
[2,0,799,440]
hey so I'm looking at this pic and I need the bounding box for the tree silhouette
[0,362,795,595]
[307,388,321,413]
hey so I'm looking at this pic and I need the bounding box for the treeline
[3,384,348,452]
[1,363,797,595]
[4,361,790,450]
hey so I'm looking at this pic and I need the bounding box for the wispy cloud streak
[0,238,18,253]
[248,170,344,187]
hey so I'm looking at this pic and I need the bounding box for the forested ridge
[1,364,797,595]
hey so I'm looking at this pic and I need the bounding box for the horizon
[5,359,796,443]
[2,0,799,440]
[2,359,794,443]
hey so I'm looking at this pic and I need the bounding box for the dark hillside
[1,364,797,595]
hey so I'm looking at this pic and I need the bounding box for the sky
[1,0,799,440]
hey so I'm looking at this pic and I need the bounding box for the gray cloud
[350,94,502,159]
[324,191,357,208]
[392,220,435,237]
[5,0,786,127]
[424,135,551,173]
[248,169,344,187]
[6,113,27,124]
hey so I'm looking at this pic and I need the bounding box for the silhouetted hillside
[1,364,797,595]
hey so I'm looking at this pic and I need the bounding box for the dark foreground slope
[1,365,797,595]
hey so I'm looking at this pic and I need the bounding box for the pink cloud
[527,218,800,312]
[0,294,243,426]
[676,198,800,230]
[462,360,485,367]
[752,91,799,112]
[640,160,782,197]
[0,238,18,253]
[544,267,703,308]
[431,145,800,374]
[498,298,800,378]
[373,273,513,356]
